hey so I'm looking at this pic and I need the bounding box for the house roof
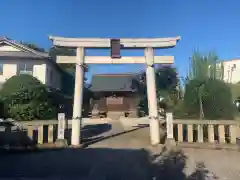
[0,51,48,59]
[90,73,139,92]
[0,37,49,58]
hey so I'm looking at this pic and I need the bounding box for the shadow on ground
[0,147,218,179]
[65,123,112,144]
[0,123,112,147]
[82,125,149,146]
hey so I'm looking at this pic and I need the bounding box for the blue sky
[1,0,240,81]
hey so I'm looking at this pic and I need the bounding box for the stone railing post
[55,112,68,147]
[165,112,176,148]
[57,112,66,140]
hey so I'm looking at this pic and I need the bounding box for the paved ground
[0,121,240,179]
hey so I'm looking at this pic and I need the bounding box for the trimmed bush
[184,79,234,120]
[0,74,57,121]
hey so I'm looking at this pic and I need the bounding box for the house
[90,73,141,118]
[0,37,61,89]
[217,59,240,84]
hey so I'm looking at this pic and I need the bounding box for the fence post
[165,112,176,148]
[57,112,66,140]
[55,111,68,147]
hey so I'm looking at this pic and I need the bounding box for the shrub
[184,79,234,119]
[173,100,198,119]
[202,79,234,120]
[0,74,57,121]
[183,79,203,116]
[228,83,240,100]
[184,79,234,120]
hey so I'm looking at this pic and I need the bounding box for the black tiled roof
[90,74,139,92]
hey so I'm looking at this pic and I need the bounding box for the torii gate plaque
[49,36,180,146]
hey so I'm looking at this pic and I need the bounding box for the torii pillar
[145,47,160,145]
[49,36,181,146]
[71,47,85,145]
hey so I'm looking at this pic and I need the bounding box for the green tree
[187,51,219,119]
[183,51,234,120]
[138,66,179,115]
[189,50,219,81]
[49,47,76,74]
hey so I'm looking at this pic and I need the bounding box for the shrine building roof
[90,73,139,92]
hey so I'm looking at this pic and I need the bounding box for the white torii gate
[49,36,180,146]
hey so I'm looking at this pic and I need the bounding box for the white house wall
[222,60,240,84]
[0,59,46,84]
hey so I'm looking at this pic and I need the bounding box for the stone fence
[0,118,240,148]
[173,119,240,145]
[0,118,111,146]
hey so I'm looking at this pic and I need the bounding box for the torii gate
[49,36,180,146]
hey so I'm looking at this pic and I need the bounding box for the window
[18,63,33,75]
[0,64,3,75]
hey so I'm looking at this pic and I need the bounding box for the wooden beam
[49,36,181,48]
[56,56,174,64]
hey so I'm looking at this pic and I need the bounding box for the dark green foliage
[155,66,178,92]
[0,99,4,118]
[183,79,203,116]
[20,41,45,52]
[228,83,240,100]
[202,79,234,120]
[137,66,179,115]
[173,100,198,119]
[61,71,75,96]
[49,47,76,74]
[0,75,57,121]
[138,97,148,117]
[184,79,234,120]
[47,88,73,118]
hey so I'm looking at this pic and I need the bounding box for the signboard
[58,113,66,140]
[111,39,121,59]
